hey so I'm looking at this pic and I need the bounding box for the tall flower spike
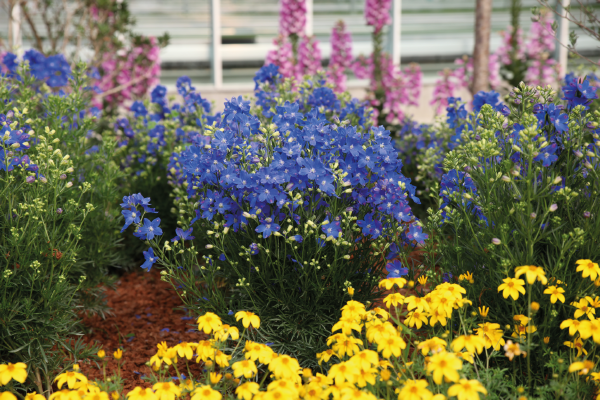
[364,0,392,33]
[296,34,322,79]
[328,21,353,92]
[279,0,307,36]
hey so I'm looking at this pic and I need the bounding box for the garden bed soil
[80,269,207,391]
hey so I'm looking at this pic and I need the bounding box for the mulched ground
[79,269,207,391]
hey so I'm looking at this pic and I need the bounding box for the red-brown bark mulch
[79,269,207,391]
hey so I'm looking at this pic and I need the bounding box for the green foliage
[0,63,122,393]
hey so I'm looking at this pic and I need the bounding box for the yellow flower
[405,296,431,313]
[197,312,222,334]
[214,325,240,341]
[1,393,17,400]
[478,306,489,318]
[302,382,323,400]
[174,342,195,360]
[451,335,485,355]
[191,386,221,400]
[586,296,600,308]
[577,320,600,343]
[564,338,587,357]
[418,276,428,286]
[268,354,301,381]
[87,393,109,400]
[560,319,582,336]
[544,286,565,304]
[435,283,466,299]
[341,301,366,319]
[405,311,429,329]
[428,308,448,327]
[204,372,219,386]
[316,349,334,365]
[383,293,405,309]
[512,323,537,338]
[24,392,46,400]
[349,350,379,370]
[126,388,158,400]
[379,278,407,290]
[497,277,526,300]
[113,349,123,360]
[339,386,377,400]
[372,307,389,320]
[347,287,355,296]
[544,337,550,344]
[417,337,447,355]
[475,322,505,351]
[376,335,407,359]
[235,382,259,400]
[232,360,257,379]
[111,392,120,400]
[302,368,313,379]
[332,317,363,336]
[48,389,76,400]
[152,382,181,400]
[458,271,474,284]
[426,352,462,384]
[576,259,600,281]
[332,335,363,358]
[503,340,525,361]
[513,314,530,326]
[568,360,595,374]
[244,341,274,365]
[97,350,106,359]
[329,362,361,387]
[54,371,88,389]
[235,311,261,329]
[395,379,432,400]
[572,298,596,319]
[266,379,299,397]
[515,265,547,285]
[447,379,488,400]
[0,363,28,385]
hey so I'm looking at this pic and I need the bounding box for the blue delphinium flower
[121,209,141,233]
[249,243,259,255]
[171,227,195,242]
[253,64,281,89]
[45,54,72,87]
[563,73,598,110]
[23,49,48,80]
[322,221,341,239]
[255,217,280,238]
[151,85,167,104]
[386,260,408,278]
[131,101,148,118]
[2,53,18,74]
[407,224,428,244]
[141,248,158,271]
[134,218,163,240]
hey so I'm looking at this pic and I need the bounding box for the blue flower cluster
[2,50,72,87]
[438,75,599,224]
[115,77,214,178]
[0,113,38,174]
[170,65,426,248]
[563,73,598,110]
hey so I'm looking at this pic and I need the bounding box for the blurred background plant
[0,0,168,115]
